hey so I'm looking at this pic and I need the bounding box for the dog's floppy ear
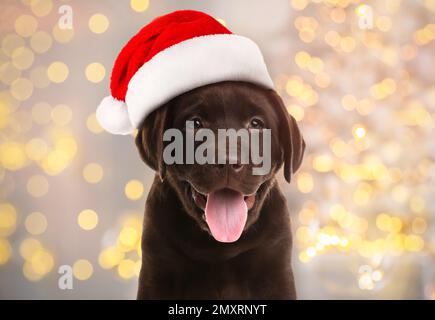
[269,90,306,183]
[135,105,169,181]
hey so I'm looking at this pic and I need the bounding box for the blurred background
[0,0,434,299]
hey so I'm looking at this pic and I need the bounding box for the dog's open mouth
[189,184,255,243]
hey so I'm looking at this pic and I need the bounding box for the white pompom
[96,96,134,135]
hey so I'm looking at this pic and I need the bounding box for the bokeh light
[85,63,106,83]
[24,212,48,235]
[89,14,109,34]
[130,0,150,12]
[30,0,53,17]
[14,15,38,38]
[52,25,74,43]
[47,61,69,83]
[83,163,104,184]
[26,175,49,198]
[30,31,53,54]
[0,203,17,237]
[124,180,144,200]
[77,209,99,231]
[73,259,93,281]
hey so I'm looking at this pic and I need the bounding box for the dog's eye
[249,118,264,129]
[191,117,203,129]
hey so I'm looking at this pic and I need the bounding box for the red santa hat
[96,10,274,135]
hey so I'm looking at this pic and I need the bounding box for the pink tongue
[205,189,248,243]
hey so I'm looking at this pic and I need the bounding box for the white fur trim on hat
[96,96,134,135]
[125,34,274,129]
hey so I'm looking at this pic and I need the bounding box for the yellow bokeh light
[376,213,403,233]
[308,57,324,74]
[124,180,144,200]
[77,209,98,231]
[31,0,53,17]
[286,104,304,122]
[404,235,424,252]
[117,259,136,279]
[353,183,372,206]
[89,14,109,34]
[330,138,349,157]
[329,204,347,221]
[425,0,435,11]
[391,185,409,203]
[314,72,331,88]
[98,246,124,269]
[313,154,333,172]
[409,195,426,213]
[2,34,25,56]
[291,0,308,11]
[19,238,42,260]
[356,99,375,115]
[119,227,140,249]
[130,0,149,12]
[0,203,17,237]
[0,141,27,171]
[47,61,69,83]
[73,259,93,280]
[85,63,106,83]
[10,78,34,101]
[27,174,49,198]
[14,15,38,38]
[298,207,316,225]
[297,172,314,193]
[0,102,10,129]
[324,30,341,47]
[376,16,393,32]
[11,47,34,70]
[299,251,310,263]
[0,239,12,265]
[306,247,316,258]
[340,36,356,53]
[22,261,43,282]
[330,8,346,24]
[54,134,77,158]
[352,124,367,139]
[30,31,53,53]
[0,63,21,85]
[40,151,72,176]
[25,212,48,235]
[355,4,371,17]
[295,51,311,69]
[83,163,104,184]
[412,217,427,234]
[52,25,74,43]
[30,248,54,276]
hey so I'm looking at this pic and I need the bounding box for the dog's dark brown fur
[135,81,305,299]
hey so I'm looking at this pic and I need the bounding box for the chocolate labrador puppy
[135,81,305,299]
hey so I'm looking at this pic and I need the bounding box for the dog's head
[136,81,305,243]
